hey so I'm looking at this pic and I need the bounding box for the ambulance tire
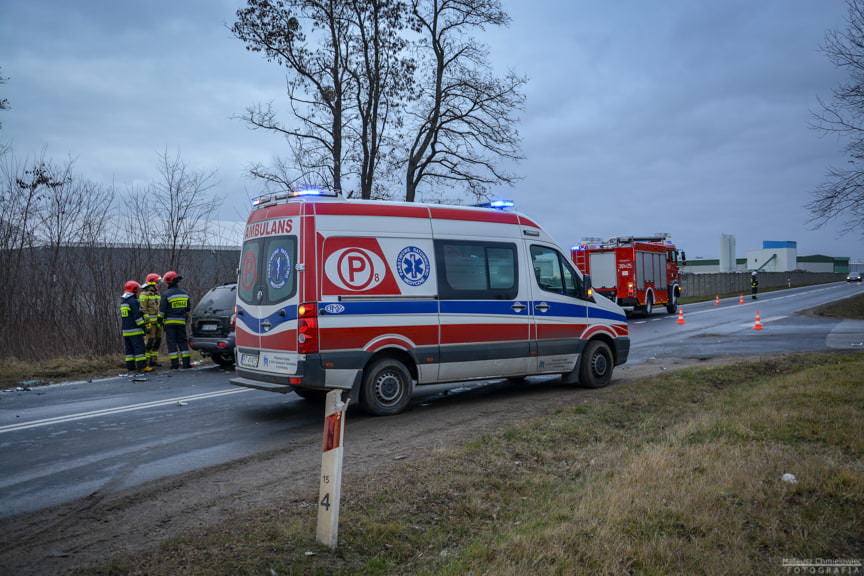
[361,358,414,416]
[578,340,613,389]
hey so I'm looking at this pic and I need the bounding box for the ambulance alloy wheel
[361,358,414,416]
[579,340,613,389]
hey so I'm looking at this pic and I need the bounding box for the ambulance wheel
[578,340,613,389]
[361,358,414,416]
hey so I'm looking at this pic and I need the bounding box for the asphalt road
[1,281,861,519]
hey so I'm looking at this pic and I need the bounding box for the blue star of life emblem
[396,246,430,287]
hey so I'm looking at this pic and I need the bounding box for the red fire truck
[571,235,684,316]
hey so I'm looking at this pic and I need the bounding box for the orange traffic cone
[738,294,745,305]
[753,311,763,330]
[714,295,720,306]
[676,307,685,325]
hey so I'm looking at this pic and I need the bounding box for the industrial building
[683,239,850,275]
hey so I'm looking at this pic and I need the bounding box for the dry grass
[0,355,122,389]
[79,353,864,576]
[808,290,864,319]
[0,351,210,389]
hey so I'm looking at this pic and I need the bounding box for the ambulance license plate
[239,352,259,368]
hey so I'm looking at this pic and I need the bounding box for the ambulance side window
[435,240,518,300]
[530,245,583,298]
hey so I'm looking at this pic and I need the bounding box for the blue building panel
[762,241,797,249]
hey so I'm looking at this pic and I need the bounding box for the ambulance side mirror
[581,274,593,301]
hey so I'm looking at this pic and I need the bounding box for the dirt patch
[0,356,750,576]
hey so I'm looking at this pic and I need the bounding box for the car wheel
[361,358,413,416]
[578,340,613,389]
[214,353,235,369]
[294,388,327,403]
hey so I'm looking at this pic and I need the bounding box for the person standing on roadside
[159,270,192,369]
[140,273,163,368]
[120,280,150,373]
[751,271,759,300]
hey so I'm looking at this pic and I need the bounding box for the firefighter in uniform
[159,270,192,369]
[751,271,759,300]
[120,280,150,372]
[139,273,163,367]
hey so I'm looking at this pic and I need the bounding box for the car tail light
[627,282,634,296]
[298,303,319,354]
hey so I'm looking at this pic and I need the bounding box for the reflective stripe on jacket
[159,286,190,326]
[120,295,145,336]
[139,285,161,321]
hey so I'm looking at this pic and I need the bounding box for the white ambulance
[231,190,629,416]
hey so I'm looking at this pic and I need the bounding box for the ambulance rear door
[235,204,301,380]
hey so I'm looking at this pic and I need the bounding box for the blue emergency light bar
[474,199,515,210]
[251,187,340,206]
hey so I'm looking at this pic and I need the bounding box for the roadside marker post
[316,389,350,550]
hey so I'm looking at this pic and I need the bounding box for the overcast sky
[1,1,860,261]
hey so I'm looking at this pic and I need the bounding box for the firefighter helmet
[145,273,161,285]
[163,270,182,285]
[124,280,141,295]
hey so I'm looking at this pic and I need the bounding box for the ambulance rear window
[238,236,298,305]
[435,240,518,300]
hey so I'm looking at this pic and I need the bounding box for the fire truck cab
[571,235,683,316]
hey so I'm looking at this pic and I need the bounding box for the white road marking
[0,388,250,434]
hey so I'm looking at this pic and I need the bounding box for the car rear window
[197,284,237,311]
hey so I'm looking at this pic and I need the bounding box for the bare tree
[810,0,864,235]
[345,0,413,199]
[233,0,352,194]
[233,0,416,199]
[0,66,9,129]
[0,151,120,360]
[404,0,526,204]
[123,149,219,271]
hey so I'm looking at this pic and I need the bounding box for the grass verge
[79,352,864,576]
[0,351,210,389]
[808,291,864,319]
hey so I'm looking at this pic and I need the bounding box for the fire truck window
[435,240,517,300]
